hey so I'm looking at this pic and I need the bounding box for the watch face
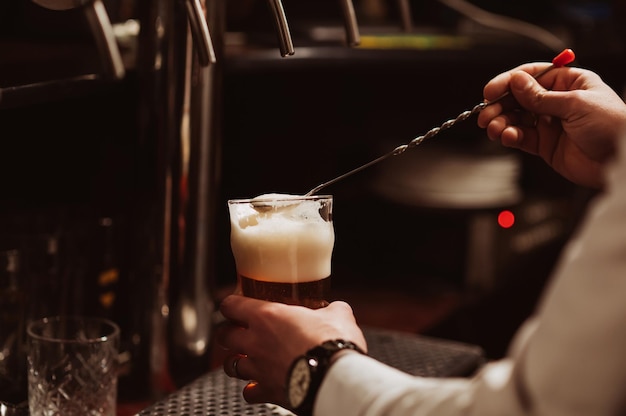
[288,357,311,408]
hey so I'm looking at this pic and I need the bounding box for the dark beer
[239,274,331,309]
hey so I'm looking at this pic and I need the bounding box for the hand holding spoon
[303,48,576,197]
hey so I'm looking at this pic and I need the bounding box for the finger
[482,63,552,102]
[486,108,537,135]
[485,114,512,141]
[508,71,577,120]
[534,115,563,163]
[220,294,272,325]
[242,381,264,404]
[500,126,527,150]
[216,321,248,352]
[223,354,239,378]
[499,113,560,157]
[509,110,539,131]
[325,300,356,317]
[323,301,368,353]
[223,354,250,380]
[477,101,503,129]
[242,381,285,406]
[500,125,542,158]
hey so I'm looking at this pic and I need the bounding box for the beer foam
[229,194,334,283]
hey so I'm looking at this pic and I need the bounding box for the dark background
[1,0,625,405]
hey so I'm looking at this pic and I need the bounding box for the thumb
[509,71,570,119]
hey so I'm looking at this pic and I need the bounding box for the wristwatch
[286,339,365,416]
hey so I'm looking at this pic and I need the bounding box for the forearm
[315,140,626,416]
[520,140,626,414]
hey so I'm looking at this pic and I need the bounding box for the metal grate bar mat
[136,326,485,416]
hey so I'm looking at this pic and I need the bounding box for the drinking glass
[228,195,334,309]
[27,316,120,416]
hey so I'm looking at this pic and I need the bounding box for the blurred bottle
[24,232,66,320]
[0,249,27,405]
[85,217,120,320]
[78,216,155,400]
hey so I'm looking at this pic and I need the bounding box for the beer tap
[266,0,295,56]
[31,0,125,80]
[165,0,220,388]
[339,0,361,46]
[184,0,217,66]
[132,0,369,398]
[397,0,413,32]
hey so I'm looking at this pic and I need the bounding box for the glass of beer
[227,194,334,309]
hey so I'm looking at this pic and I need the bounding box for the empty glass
[26,316,120,416]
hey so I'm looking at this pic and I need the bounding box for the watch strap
[292,339,365,416]
[306,339,365,368]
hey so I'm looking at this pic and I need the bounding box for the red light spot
[498,210,515,229]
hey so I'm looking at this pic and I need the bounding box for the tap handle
[267,0,295,57]
[339,0,360,46]
[84,0,125,79]
[397,0,413,32]
[185,0,217,66]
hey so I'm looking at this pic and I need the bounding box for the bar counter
[134,326,485,416]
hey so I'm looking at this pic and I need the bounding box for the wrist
[329,348,361,365]
[286,340,366,416]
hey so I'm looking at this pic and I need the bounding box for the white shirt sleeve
[316,140,626,416]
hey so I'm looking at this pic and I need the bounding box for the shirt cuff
[314,350,471,416]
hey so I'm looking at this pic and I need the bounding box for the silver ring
[232,356,242,378]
